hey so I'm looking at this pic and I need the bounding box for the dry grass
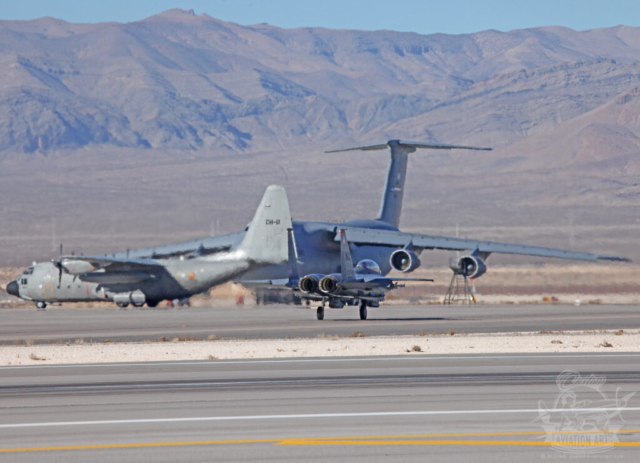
[172,336,202,342]
[207,354,217,360]
[551,340,563,344]
[599,340,613,348]
[75,339,84,345]
[29,353,45,361]
[207,334,219,341]
[349,331,367,338]
[614,330,624,336]
[411,345,422,352]
[447,330,455,336]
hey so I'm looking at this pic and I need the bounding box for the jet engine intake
[390,250,420,273]
[458,256,487,279]
[319,275,340,294]
[299,275,321,294]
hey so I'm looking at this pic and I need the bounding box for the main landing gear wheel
[36,301,47,310]
[146,300,159,308]
[359,302,368,320]
[116,302,129,308]
[317,307,325,321]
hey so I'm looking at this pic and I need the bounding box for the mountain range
[0,9,638,265]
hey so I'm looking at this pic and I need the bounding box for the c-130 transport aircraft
[6,186,293,308]
[6,140,629,312]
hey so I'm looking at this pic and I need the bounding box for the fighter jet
[238,228,432,320]
[6,185,292,309]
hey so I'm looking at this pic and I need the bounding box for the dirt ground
[2,263,638,308]
[2,329,638,366]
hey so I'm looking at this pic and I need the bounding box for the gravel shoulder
[1,330,638,366]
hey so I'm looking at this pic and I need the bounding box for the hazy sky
[2,0,640,34]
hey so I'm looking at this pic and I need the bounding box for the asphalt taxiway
[1,303,639,344]
[0,353,639,462]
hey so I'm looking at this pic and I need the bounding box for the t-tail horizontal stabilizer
[237,185,293,264]
[325,140,491,229]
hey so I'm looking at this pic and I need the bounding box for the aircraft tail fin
[339,229,356,282]
[237,185,292,264]
[326,140,491,229]
[287,228,300,280]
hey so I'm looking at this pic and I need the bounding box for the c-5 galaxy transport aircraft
[239,229,432,320]
[7,140,628,309]
[98,140,626,276]
[6,186,292,309]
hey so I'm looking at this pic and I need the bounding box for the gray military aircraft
[6,140,629,309]
[239,229,432,320]
[6,185,292,308]
[95,140,626,277]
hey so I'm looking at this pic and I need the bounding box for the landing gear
[359,301,368,320]
[146,300,159,308]
[316,306,325,321]
[116,302,129,308]
[35,301,47,310]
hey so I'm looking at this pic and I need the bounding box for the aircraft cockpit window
[355,259,381,273]
[23,267,34,275]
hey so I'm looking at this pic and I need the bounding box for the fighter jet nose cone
[6,281,19,297]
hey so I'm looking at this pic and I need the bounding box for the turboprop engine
[458,255,487,279]
[61,260,96,275]
[319,275,340,294]
[299,274,323,294]
[390,249,421,273]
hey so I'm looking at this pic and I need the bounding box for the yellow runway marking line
[0,439,279,453]
[279,439,640,446]
[282,429,640,441]
[1,430,639,453]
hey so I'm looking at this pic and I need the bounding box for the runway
[0,353,639,462]
[1,303,640,344]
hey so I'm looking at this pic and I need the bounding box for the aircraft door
[41,284,55,299]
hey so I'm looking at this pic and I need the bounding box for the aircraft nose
[6,280,19,297]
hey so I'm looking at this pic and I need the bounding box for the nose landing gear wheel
[317,307,325,320]
[36,301,47,310]
[359,302,367,320]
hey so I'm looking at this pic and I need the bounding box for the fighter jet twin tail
[6,140,630,320]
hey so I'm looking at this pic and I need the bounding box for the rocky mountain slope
[0,10,639,265]
[3,9,640,155]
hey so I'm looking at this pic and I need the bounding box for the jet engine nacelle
[458,255,487,279]
[319,275,340,294]
[390,249,421,273]
[299,274,323,294]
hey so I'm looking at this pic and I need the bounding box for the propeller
[52,244,64,287]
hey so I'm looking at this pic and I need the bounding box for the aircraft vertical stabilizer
[238,185,293,263]
[326,140,491,229]
[287,228,300,280]
[339,229,356,282]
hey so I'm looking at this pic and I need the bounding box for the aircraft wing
[337,228,629,262]
[338,276,432,290]
[61,256,165,274]
[233,278,297,290]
